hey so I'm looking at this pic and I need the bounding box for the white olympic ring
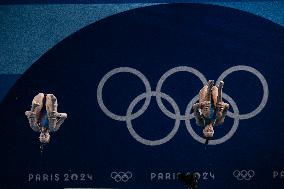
[233,170,255,181]
[216,65,269,119]
[126,91,181,146]
[155,66,208,120]
[111,171,132,182]
[97,67,152,121]
[97,66,269,146]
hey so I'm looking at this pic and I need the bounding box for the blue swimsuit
[38,94,49,129]
[203,103,216,126]
[39,109,49,128]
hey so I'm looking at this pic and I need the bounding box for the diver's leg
[199,85,208,103]
[31,93,44,113]
[215,81,229,125]
[46,94,58,130]
[199,80,214,102]
[46,94,58,113]
[211,86,218,107]
[25,93,44,132]
[199,80,214,118]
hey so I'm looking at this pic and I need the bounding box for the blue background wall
[0,1,284,101]
[0,1,284,189]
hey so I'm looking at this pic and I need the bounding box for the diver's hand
[49,111,58,118]
[199,101,211,118]
[32,100,40,107]
[193,103,199,109]
[216,102,229,125]
[200,101,210,108]
[193,101,210,109]
[25,111,36,118]
[217,102,229,112]
[31,100,40,111]
[50,95,57,103]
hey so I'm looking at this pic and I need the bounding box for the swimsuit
[203,100,216,126]
[38,94,49,128]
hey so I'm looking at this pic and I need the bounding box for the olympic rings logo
[111,171,133,182]
[97,65,269,146]
[233,170,255,181]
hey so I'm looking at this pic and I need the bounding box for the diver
[193,80,229,142]
[25,93,67,144]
